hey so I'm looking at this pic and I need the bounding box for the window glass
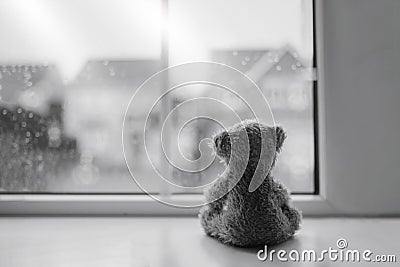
[0,0,315,193]
[168,0,315,193]
[0,0,162,192]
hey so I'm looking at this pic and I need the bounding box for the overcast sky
[0,0,312,80]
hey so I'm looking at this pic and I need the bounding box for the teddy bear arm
[272,183,301,230]
[199,177,231,230]
[272,181,291,206]
[204,177,230,211]
[281,203,302,231]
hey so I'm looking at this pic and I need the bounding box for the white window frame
[0,0,337,216]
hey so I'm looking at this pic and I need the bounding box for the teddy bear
[199,120,301,247]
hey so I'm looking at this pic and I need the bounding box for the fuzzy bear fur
[199,120,301,247]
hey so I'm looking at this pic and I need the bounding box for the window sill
[0,193,334,216]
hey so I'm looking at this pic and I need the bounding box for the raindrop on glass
[276,65,282,71]
[232,51,238,56]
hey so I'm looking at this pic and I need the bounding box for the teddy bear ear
[275,126,286,152]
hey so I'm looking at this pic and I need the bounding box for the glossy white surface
[0,217,398,266]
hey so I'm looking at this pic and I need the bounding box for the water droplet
[241,60,247,66]
[21,122,27,127]
[25,138,30,143]
[296,62,301,67]
[2,109,7,115]
[26,131,31,137]
[28,112,34,118]
[244,56,250,62]
[232,51,238,56]
[35,132,40,138]
[103,61,109,66]
[291,64,297,70]
[274,57,279,63]
[17,108,22,113]
[276,65,282,71]
[26,82,32,87]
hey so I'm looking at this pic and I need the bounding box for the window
[0,0,317,197]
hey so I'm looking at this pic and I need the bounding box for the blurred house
[169,48,316,191]
[212,48,314,111]
[213,48,315,191]
[0,52,315,192]
[65,60,161,167]
[0,61,163,190]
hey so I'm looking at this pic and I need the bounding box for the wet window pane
[0,0,162,192]
[168,0,315,193]
[0,0,316,193]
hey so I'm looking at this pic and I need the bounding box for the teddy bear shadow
[200,235,302,267]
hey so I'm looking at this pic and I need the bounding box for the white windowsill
[0,193,334,216]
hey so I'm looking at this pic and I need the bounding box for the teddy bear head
[213,120,286,191]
